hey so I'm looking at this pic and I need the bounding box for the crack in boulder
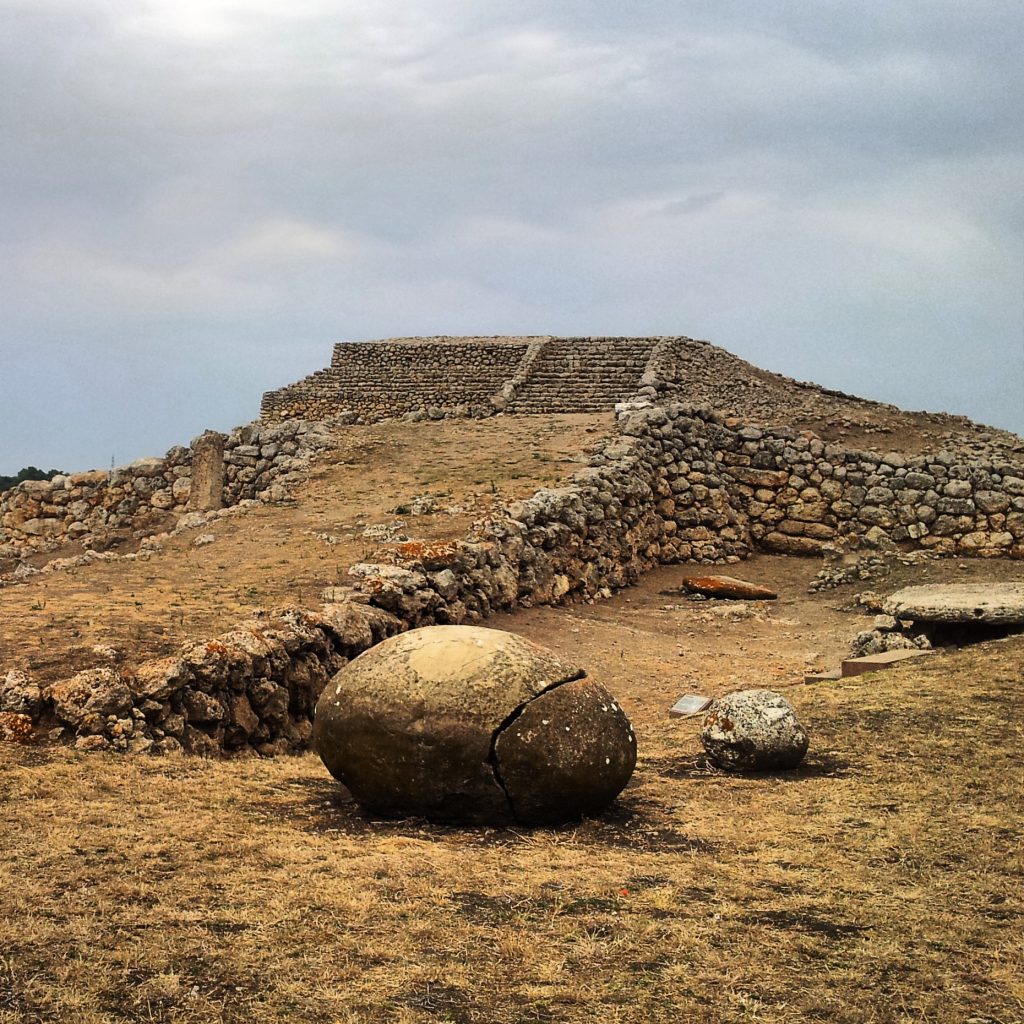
[487,670,586,822]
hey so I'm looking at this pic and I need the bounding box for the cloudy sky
[2,0,1021,474]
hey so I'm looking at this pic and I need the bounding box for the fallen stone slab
[883,583,1024,626]
[680,575,778,601]
[840,649,936,678]
[803,668,842,684]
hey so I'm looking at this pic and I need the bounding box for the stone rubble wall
[342,400,1024,636]
[0,419,337,564]
[341,402,753,628]
[3,396,1023,756]
[261,338,532,422]
[1,400,752,755]
[704,417,1024,560]
[0,603,407,756]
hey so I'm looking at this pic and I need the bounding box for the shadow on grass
[641,750,856,781]
[264,774,717,854]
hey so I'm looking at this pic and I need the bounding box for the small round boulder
[700,689,809,771]
[313,625,636,824]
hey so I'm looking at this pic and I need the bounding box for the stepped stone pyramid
[259,334,1024,466]
[261,336,664,422]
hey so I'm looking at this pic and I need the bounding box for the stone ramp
[506,337,656,413]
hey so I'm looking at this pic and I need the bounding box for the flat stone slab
[669,694,713,717]
[841,649,935,678]
[803,668,842,684]
[883,583,1024,626]
[680,575,778,601]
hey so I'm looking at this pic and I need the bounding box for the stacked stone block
[261,338,532,422]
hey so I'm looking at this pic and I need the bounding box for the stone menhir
[189,431,226,511]
[313,625,637,824]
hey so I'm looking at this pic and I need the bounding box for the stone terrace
[261,336,660,422]
[260,333,1024,459]
[328,338,529,416]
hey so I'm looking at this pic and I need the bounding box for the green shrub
[0,466,64,494]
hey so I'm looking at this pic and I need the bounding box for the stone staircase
[507,337,656,413]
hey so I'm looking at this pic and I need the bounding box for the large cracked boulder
[700,689,809,772]
[313,625,636,824]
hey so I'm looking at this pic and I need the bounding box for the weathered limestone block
[701,689,809,771]
[884,583,1024,625]
[189,431,226,511]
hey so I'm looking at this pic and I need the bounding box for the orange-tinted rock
[682,575,778,601]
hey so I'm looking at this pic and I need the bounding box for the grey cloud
[0,0,1021,472]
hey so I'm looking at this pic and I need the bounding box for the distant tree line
[0,466,64,494]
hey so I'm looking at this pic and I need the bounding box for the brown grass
[3,410,1023,1022]
[0,414,609,686]
[2,554,1023,1023]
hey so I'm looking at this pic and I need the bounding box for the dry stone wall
[0,419,338,564]
[705,418,1024,559]
[4,394,1023,756]
[262,338,532,421]
[261,335,669,422]
[0,448,194,562]
[0,603,407,755]
[342,401,1024,635]
[1,400,754,755]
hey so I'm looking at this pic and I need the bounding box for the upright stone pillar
[189,431,226,511]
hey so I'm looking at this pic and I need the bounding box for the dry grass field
[0,415,609,687]
[2,553,1022,1024]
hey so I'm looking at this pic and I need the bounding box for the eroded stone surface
[313,624,636,824]
[493,678,636,825]
[0,670,41,717]
[700,689,809,772]
[189,431,226,511]
[49,669,133,732]
[883,583,1024,625]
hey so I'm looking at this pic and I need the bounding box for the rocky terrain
[2,336,1023,1023]
[2,554,1022,1023]
[2,336,1022,757]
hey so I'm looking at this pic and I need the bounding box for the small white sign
[669,694,713,717]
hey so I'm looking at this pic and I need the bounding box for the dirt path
[493,553,1024,747]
